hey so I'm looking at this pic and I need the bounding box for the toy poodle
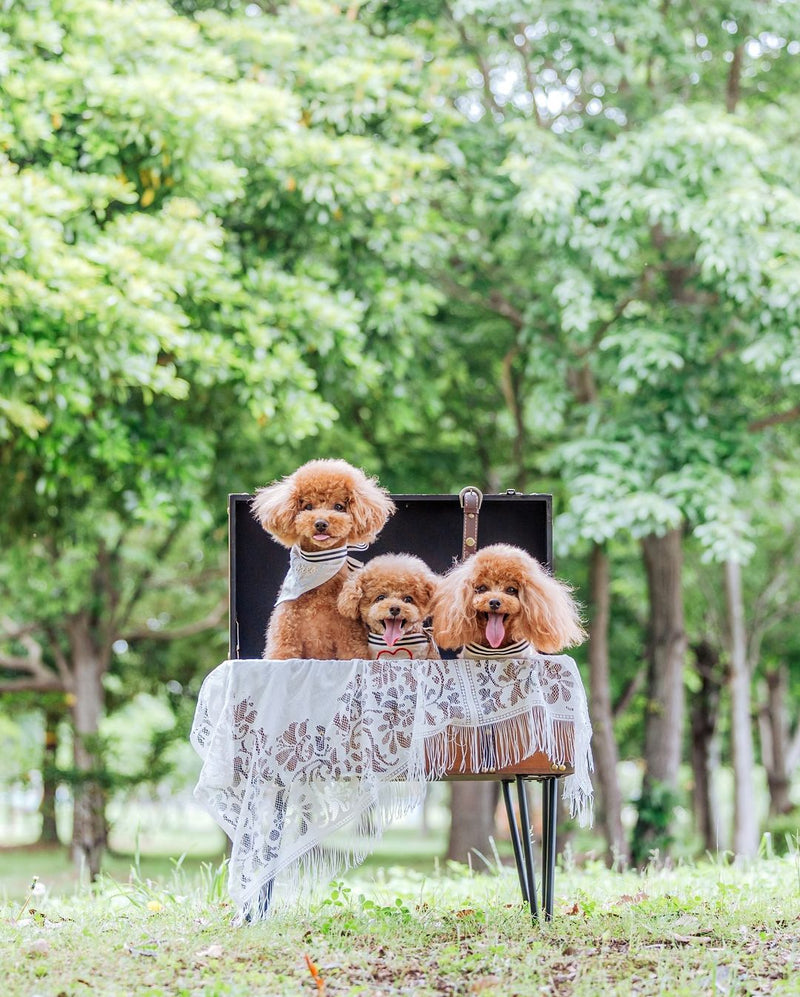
[337,553,439,659]
[251,459,395,659]
[430,543,585,658]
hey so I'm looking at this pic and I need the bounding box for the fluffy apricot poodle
[251,459,395,659]
[431,543,585,658]
[337,553,439,659]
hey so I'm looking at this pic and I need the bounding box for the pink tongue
[313,533,330,541]
[383,617,404,646]
[486,613,506,648]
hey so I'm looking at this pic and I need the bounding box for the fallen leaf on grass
[616,892,649,905]
[195,944,224,960]
[304,954,326,994]
[24,938,50,958]
[469,975,501,993]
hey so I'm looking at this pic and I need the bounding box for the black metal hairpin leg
[541,776,558,921]
[501,777,539,921]
[501,779,529,905]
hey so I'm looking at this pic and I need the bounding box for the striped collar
[461,639,533,659]
[367,630,430,651]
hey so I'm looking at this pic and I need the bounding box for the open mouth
[479,611,508,648]
[381,616,407,646]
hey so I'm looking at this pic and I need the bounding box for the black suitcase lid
[229,491,552,660]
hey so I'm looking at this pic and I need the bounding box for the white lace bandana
[462,639,533,659]
[367,630,432,659]
[275,543,368,605]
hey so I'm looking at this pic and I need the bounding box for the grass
[1,843,799,996]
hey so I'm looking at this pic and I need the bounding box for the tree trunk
[587,543,629,867]
[725,559,758,858]
[633,528,687,862]
[689,640,722,852]
[759,666,795,816]
[39,702,62,846]
[69,615,108,880]
[446,782,498,867]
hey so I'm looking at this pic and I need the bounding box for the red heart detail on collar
[376,647,413,659]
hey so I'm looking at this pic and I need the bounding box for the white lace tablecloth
[190,656,593,919]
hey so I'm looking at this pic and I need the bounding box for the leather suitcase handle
[459,486,483,559]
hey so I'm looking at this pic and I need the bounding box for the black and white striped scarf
[275,543,367,605]
[461,639,533,660]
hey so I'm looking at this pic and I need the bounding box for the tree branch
[726,44,744,113]
[122,596,228,642]
[442,1,503,118]
[748,405,800,432]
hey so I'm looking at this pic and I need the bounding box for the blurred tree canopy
[1,0,799,868]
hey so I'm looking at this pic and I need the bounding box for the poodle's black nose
[388,606,401,617]
[314,519,329,532]
[489,598,502,611]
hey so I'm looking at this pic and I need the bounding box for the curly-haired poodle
[431,543,585,658]
[337,553,439,659]
[251,459,395,659]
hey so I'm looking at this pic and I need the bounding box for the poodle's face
[338,554,437,646]
[462,551,531,647]
[252,459,395,551]
[431,543,585,653]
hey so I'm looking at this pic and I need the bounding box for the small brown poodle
[431,543,585,658]
[251,459,395,659]
[337,553,439,659]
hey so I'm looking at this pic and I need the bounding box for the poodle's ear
[430,560,477,649]
[348,473,395,545]
[517,562,586,653]
[337,572,365,619]
[414,567,439,615]
[251,477,298,548]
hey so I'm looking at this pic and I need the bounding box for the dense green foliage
[1,0,798,858]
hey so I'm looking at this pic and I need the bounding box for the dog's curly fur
[252,459,395,659]
[431,543,585,655]
[337,553,439,659]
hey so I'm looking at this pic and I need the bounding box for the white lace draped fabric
[190,655,593,919]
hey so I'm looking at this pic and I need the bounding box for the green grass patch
[2,848,799,996]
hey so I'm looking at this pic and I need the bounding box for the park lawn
[1,850,799,996]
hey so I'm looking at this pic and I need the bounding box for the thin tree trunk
[633,528,687,861]
[69,615,108,880]
[39,702,62,846]
[760,666,795,816]
[587,543,629,866]
[725,559,758,857]
[689,640,722,852]
[446,782,498,867]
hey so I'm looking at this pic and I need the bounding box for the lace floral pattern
[191,655,593,919]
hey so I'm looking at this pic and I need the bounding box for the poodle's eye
[374,594,386,603]
[402,595,415,604]
[475,585,488,594]
[301,502,313,511]
[333,502,346,512]
[506,586,519,596]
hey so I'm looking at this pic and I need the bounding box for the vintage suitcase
[227,487,578,919]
